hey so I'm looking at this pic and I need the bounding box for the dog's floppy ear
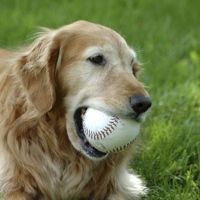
[16,29,60,114]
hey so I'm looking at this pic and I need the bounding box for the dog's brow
[84,46,104,57]
[130,49,137,59]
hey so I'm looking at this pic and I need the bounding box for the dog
[0,21,151,200]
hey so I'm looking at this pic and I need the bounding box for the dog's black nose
[130,95,151,115]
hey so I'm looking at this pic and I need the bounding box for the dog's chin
[74,107,108,160]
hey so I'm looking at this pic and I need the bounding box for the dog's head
[16,21,151,160]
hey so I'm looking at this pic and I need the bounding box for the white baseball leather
[83,108,140,153]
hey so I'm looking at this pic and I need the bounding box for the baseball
[82,108,140,153]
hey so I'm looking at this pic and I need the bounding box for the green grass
[1,0,200,199]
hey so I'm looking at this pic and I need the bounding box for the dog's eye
[88,55,105,66]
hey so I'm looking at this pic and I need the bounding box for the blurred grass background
[0,0,200,199]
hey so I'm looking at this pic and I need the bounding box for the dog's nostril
[130,95,151,115]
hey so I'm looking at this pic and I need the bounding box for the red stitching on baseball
[83,114,120,142]
[111,137,137,152]
[101,131,106,138]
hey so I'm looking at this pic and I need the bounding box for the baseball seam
[107,137,137,153]
[83,116,119,140]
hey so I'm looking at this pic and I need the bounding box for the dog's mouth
[74,107,107,159]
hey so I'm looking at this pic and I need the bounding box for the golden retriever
[0,21,151,200]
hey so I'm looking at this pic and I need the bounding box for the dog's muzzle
[73,95,151,160]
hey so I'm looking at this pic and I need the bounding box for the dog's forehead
[66,21,127,47]
[60,21,137,61]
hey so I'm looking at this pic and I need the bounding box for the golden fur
[0,21,151,200]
